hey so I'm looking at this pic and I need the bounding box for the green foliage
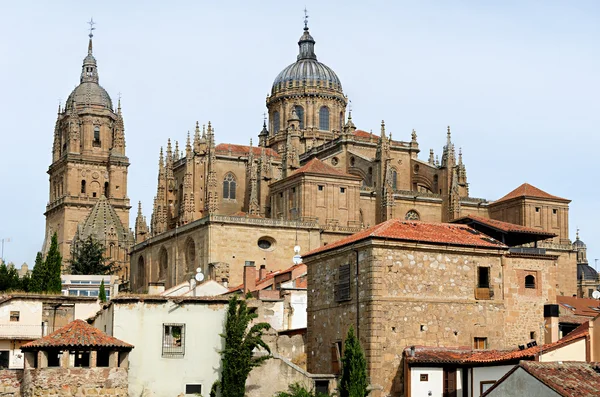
[45,233,63,293]
[20,272,32,292]
[70,235,117,275]
[0,262,22,291]
[99,279,107,302]
[30,233,63,293]
[276,383,332,397]
[214,296,271,397]
[340,326,368,397]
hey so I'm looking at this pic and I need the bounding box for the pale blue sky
[0,1,598,270]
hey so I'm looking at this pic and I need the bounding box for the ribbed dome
[66,82,113,110]
[272,25,343,94]
[577,264,598,281]
[573,238,586,249]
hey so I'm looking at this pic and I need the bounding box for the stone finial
[411,129,417,142]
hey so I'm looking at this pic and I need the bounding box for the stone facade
[305,237,558,397]
[22,368,128,397]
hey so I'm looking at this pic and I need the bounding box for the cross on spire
[87,18,96,39]
[303,7,309,30]
[263,112,267,122]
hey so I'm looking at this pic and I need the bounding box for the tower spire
[297,9,316,60]
[87,18,96,55]
[81,18,99,84]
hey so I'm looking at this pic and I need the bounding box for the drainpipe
[353,248,360,340]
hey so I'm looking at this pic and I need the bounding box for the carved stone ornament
[92,171,99,179]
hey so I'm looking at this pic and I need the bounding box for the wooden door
[443,368,457,397]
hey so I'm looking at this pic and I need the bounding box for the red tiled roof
[352,130,377,139]
[21,320,133,351]
[495,183,569,203]
[291,158,359,179]
[228,263,307,293]
[304,220,507,257]
[512,361,600,397]
[406,321,590,366]
[215,143,280,159]
[557,296,600,318]
[453,214,556,237]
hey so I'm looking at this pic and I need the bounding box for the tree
[98,279,107,302]
[276,383,332,397]
[44,233,63,293]
[70,235,117,275]
[20,272,32,292]
[339,326,368,397]
[213,295,272,397]
[0,262,21,291]
[29,252,46,293]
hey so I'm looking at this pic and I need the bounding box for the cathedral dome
[65,38,113,111]
[271,25,343,94]
[573,237,586,249]
[577,264,598,281]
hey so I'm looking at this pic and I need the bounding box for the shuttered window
[335,264,351,302]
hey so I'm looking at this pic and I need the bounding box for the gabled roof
[451,214,555,246]
[483,361,600,397]
[304,219,507,258]
[291,158,360,179]
[557,296,600,318]
[21,320,133,351]
[215,143,280,159]
[495,183,569,204]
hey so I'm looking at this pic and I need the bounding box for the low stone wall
[0,369,23,396]
[22,368,128,397]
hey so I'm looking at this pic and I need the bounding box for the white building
[92,295,229,397]
[0,294,99,369]
[61,274,119,299]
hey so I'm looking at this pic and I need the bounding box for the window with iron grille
[335,264,351,302]
[162,323,185,357]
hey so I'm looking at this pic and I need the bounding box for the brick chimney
[543,304,560,344]
[243,261,256,293]
[259,264,268,280]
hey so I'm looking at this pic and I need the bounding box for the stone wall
[307,240,558,397]
[0,370,22,396]
[22,368,128,397]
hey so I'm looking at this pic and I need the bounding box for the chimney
[543,304,560,344]
[259,264,268,280]
[243,261,256,293]
[221,278,228,288]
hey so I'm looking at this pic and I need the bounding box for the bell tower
[44,22,131,270]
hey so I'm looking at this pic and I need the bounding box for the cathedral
[43,18,577,295]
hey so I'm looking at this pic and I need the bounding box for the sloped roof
[495,183,569,203]
[406,321,590,366]
[215,143,280,159]
[557,296,600,318]
[228,263,307,293]
[352,130,377,139]
[484,361,600,397]
[453,215,555,236]
[21,320,133,351]
[291,158,360,179]
[304,219,507,257]
[75,196,131,244]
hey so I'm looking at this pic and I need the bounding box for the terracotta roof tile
[228,263,307,293]
[453,214,556,237]
[21,320,133,351]
[557,296,600,318]
[352,130,377,139]
[517,361,600,397]
[495,183,569,203]
[304,220,507,257]
[215,143,280,159]
[291,158,360,179]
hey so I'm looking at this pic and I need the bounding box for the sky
[0,1,598,269]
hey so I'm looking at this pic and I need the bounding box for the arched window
[294,106,305,129]
[93,126,101,147]
[405,210,420,221]
[340,111,344,130]
[272,111,280,134]
[525,275,536,289]
[159,247,168,281]
[319,106,330,131]
[137,256,145,290]
[391,169,398,191]
[185,238,196,275]
[104,182,109,197]
[223,173,236,200]
[81,180,86,194]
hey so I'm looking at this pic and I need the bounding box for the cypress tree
[340,326,368,397]
[30,252,46,292]
[44,233,63,293]
[214,295,271,397]
[98,279,107,302]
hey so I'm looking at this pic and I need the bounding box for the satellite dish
[592,290,600,300]
[293,254,302,265]
[195,272,205,282]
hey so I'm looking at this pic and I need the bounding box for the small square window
[535,207,540,213]
[10,311,19,322]
[553,209,558,214]
[163,324,185,357]
[474,337,487,350]
[530,331,536,340]
[340,187,346,193]
[185,384,202,395]
[318,185,324,191]
[420,374,429,382]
